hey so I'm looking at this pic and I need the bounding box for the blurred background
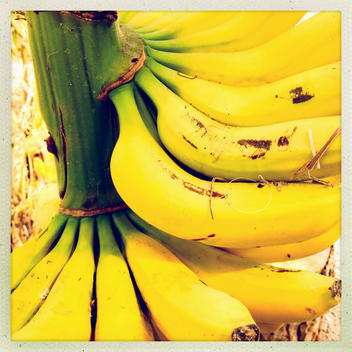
[11,12,59,251]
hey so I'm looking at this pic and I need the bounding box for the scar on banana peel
[158,159,227,199]
[289,87,315,104]
[274,86,315,104]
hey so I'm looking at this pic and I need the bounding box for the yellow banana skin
[140,12,239,41]
[127,210,341,324]
[227,223,340,263]
[147,12,340,86]
[135,67,341,181]
[135,12,188,34]
[113,212,259,341]
[11,213,68,291]
[147,58,341,126]
[11,217,79,334]
[12,217,95,341]
[118,11,140,25]
[109,84,340,248]
[144,11,305,52]
[95,215,154,341]
[122,11,163,28]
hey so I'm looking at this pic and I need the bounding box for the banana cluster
[111,10,341,337]
[11,210,341,341]
[12,11,341,341]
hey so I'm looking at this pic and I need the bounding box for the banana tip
[232,324,260,341]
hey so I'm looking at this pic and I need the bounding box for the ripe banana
[117,11,140,25]
[95,214,154,341]
[226,223,340,263]
[147,12,340,86]
[144,11,305,52]
[147,58,341,126]
[135,66,341,181]
[123,11,164,28]
[11,217,79,334]
[136,12,187,34]
[11,213,68,291]
[141,12,240,41]
[127,209,341,324]
[12,217,95,341]
[112,211,259,341]
[109,83,340,248]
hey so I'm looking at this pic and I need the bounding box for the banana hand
[128,210,341,324]
[113,211,259,341]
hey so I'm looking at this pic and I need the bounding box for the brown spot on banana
[192,234,216,241]
[237,139,272,151]
[289,86,315,104]
[277,136,289,146]
[249,152,266,160]
[183,181,226,198]
[305,307,317,315]
[182,135,198,149]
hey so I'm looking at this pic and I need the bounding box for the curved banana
[226,223,340,263]
[11,213,68,291]
[127,210,341,324]
[147,12,340,86]
[95,214,154,341]
[12,217,95,341]
[147,58,341,126]
[141,12,239,41]
[112,212,259,341]
[123,11,164,28]
[117,11,140,25]
[144,11,305,52]
[109,83,340,248]
[135,66,341,181]
[11,217,79,333]
[136,12,187,34]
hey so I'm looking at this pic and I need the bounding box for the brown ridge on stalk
[98,49,146,101]
[59,204,128,217]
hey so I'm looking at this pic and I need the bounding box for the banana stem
[25,11,144,212]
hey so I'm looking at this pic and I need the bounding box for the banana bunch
[110,10,341,337]
[11,212,263,341]
[11,214,153,341]
[12,11,341,341]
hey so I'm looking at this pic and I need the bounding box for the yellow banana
[227,223,340,263]
[109,83,340,248]
[147,12,340,86]
[118,11,140,24]
[112,212,259,341]
[121,11,161,28]
[135,66,341,181]
[11,217,79,334]
[12,217,95,341]
[141,12,239,41]
[144,11,305,52]
[147,58,341,126]
[95,214,154,341]
[11,213,68,291]
[127,210,341,324]
[136,12,187,34]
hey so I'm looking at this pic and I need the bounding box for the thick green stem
[26,11,144,212]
